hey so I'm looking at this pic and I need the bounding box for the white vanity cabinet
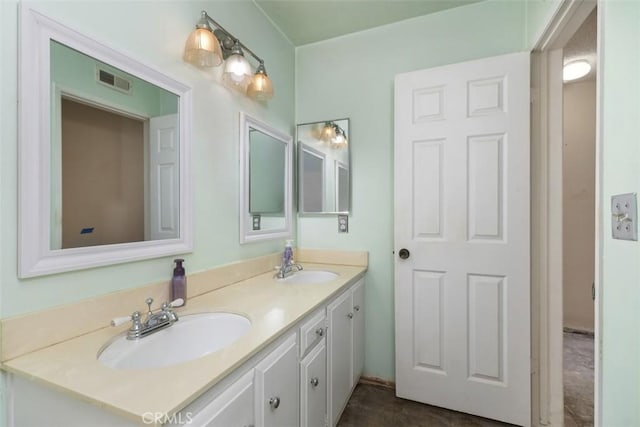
[177,370,255,427]
[254,334,299,427]
[299,309,328,427]
[7,277,365,427]
[327,278,365,426]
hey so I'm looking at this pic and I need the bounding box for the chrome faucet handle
[145,297,154,315]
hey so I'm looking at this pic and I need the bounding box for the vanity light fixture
[183,11,274,100]
[320,122,348,148]
[320,122,337,143]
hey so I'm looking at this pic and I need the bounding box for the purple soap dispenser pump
[171,258,187,305]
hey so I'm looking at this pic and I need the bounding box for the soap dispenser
[171,258,187,305]
[284,240,294,266]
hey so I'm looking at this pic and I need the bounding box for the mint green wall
[51,41,178,117]
[296,0,553,382]
[0,0,294,319]
[600,2,640,425]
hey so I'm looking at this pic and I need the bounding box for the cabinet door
[352,279,365,385]
[255,333,299,427]
[300,341,327,427]
[184,369,255,427]
[327,290,353,426]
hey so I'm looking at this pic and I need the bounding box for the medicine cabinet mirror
[239,112,293,243]
[297,119,350,215]
[19,4,193,277]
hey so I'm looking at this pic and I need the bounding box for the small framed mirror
[297,119,350,214]
[239,112,293,243]
[19,5,193,277]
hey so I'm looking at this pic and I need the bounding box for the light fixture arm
[199,11,265,65]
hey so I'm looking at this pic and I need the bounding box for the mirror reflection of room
[51,41,180,249]
[297,119,350,214]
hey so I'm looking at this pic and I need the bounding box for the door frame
[530,0,599,425]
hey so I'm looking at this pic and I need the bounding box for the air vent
[96,68,131,94]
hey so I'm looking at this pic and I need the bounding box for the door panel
[149,114,179,240]
[394,52,530,426]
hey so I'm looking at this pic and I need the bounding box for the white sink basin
[98,312,251,370]
[281,270,338,284]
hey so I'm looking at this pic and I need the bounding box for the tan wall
[562,80,596,332]
[61,99,144,249]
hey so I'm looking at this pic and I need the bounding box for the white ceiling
[255,0,484,46]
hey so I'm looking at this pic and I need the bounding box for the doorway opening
[561,8,597,426]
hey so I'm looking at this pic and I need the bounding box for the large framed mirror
[239,112,292,243]
[19,4,193,277]
[297,119,350,215]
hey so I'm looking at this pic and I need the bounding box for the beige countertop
[2,263,366,424]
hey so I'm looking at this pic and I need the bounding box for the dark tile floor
[337,383,511,427]
[564,331,594,427]
[338,331,594,427]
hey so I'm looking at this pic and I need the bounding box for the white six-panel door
[149,114,179,240]
[394,52,531,426]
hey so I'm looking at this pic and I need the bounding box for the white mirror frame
[18,4,193,278]
[239,112,293,244]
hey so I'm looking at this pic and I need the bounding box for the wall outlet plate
[611,193,637,241]
[252,215,261,231]
[338,215,349,233]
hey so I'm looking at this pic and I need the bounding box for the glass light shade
[247,72,274,101]
[183,28,223,67]
[563,60,591,81]
[222,54,252,87]
[320,123,336,143]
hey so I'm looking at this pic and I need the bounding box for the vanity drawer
[300,309,326,357]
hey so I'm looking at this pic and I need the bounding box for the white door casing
[149,114,179,240]
[394,52,531,426]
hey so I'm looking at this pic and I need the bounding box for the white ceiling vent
[96,67,131,94]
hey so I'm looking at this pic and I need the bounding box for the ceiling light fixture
[563,59,591,82]
[184,11,274,101]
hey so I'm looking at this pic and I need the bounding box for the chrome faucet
[275,260,303,279]
[112,297,184,340]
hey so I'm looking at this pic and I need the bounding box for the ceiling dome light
[563,60,591,82]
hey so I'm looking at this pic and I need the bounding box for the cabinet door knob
[315,327,324,337]
[269,396,281,409]
[354,305,360,312]
[398,248,410,259]
[310,377,319,387]
[347,312,354,319]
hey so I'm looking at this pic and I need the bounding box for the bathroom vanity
[3,254,366,427]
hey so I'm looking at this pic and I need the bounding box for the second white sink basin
[281,270,338,284]
[98,312,251,370]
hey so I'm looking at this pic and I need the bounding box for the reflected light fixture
[320,122,348,148]
[332,126,348,148]
[563,59,591,82]
[320,122,337,143]
[184,11,274,100]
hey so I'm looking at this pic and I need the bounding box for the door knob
[310,377,319,387]
[269,396,280,409]
[398,248,410,259]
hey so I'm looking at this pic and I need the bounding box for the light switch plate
[338,215,349,233]
[611,193,637,241]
